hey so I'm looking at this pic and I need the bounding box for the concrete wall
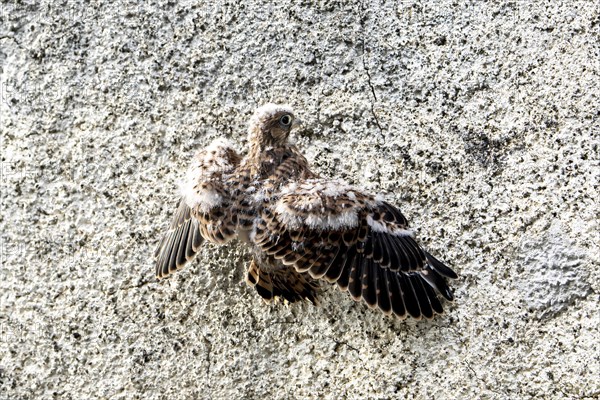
[1,1,598,399]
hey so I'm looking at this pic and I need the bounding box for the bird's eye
[279,114,292,127]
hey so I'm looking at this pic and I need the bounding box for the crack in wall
[358,2,384,136]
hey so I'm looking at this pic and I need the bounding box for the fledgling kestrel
[155,104,458,319]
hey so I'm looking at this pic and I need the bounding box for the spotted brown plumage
[155,103,458,319]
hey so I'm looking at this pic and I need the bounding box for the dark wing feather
[254,178,458,319]
[362,257,378,308]
[323,243,351,282]
[410,274,434,319]
[335,246,358,290]
[347,255,365,301]
[376,267,392,315]
[155,199,203,278]
[401,275,422,319]
[422,280,444,314]
[387,270,407,318]
[424,249,459,280]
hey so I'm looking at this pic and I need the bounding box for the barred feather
[254,178,458,319]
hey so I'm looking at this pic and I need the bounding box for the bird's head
[248,103,295,147]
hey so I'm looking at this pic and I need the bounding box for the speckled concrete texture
[1,1,598,399]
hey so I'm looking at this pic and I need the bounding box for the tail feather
[246,258,319,305]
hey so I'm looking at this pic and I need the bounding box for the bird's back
[229,145,315,240]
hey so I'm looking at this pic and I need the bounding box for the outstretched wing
[154,199,204,279]
[253,179,458,319]
[155,139,241,279]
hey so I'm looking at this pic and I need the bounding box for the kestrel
[155,104,458,319]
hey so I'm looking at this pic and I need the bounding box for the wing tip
[423,250,458,279]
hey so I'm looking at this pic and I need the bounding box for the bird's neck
[246,142,292,177]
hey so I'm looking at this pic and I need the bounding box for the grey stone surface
[1,1,599,399]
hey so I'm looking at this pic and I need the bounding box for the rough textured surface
[1,1,599,399]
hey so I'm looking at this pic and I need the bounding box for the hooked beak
[292,117,303,131]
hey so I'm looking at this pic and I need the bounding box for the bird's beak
[292,117,303,131]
